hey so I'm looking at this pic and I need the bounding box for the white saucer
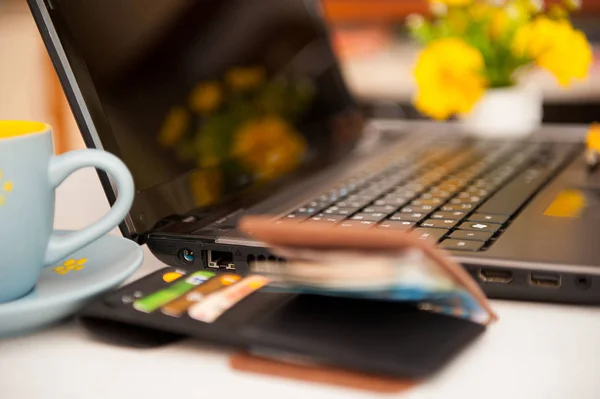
[0,231,143,338]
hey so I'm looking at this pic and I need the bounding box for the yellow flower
[226,67,265,91]
[468,1,529,38]
[0,169,13,207]
[232,116,306,180]
[158,107,189,147]
[548,4,568,19]
[468,1,492,19]
[586,123,600,152]
[54,258,87,275]
[413,38,487,120]
[490,8,510,38]
[513,17,592,86]
[189,82,222,113]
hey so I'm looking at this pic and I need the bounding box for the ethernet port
[206,250,235,270]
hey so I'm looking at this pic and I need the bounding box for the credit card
[188,275,270,323]
[103,268,188,309]
[133,271,215,313]
[160,274,241,317]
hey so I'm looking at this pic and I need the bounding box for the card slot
[78,299,248,347]
[77,278,298,348]
[209,290,297,327]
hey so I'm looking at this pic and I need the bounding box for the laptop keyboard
[276,140,580,251]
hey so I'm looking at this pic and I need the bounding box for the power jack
[178,248,195,265]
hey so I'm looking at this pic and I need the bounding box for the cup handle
[43,149,135,266]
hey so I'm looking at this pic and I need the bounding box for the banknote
[250,246,492,324]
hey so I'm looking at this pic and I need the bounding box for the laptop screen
[46,0,364,235]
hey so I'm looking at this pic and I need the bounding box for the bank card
[161,274,241,317]
[133,271,215,313]
[188,275,270,323]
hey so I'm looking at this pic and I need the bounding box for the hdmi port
[478,269,514,284]
[529,273,561,288]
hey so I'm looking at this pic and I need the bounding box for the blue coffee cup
[0,121,134,304]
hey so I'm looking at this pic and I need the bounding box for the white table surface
[2,167,600,399]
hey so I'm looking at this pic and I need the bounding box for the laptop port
[528,273,561,288]
[478,269,514,284]
[178,248,195,265]
[205,250,235,270]
[575,276,592,290]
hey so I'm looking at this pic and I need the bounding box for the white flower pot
[460,87,543,139]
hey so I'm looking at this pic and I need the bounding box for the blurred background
[1,0,598,154]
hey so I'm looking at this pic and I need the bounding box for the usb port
[529,273,561,288]
[478,269,514,284]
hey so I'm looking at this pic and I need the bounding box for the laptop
[28,0,600,304]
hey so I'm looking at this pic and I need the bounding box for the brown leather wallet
[75,216,496,384]
[230,351,417,394]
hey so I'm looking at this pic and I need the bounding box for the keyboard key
[444,178,468,188]
[402,183,426,193]
[347,195,374,203]
[401,205,436,213]
[378,221,416,231]
[420,219,459,229]
[427,189,453,199]
[411,228,448,243]
[465,196,483,204]
[413,176,439,186]
[390,212,427,223]
[439,239,484,252]
[468,214,509,224]
[362,205,397,214]
[449,230,493,241]
[310,214,345,223]
[295,207,319,214]
[441,203,474,212]
[472,179,492,189]
[336,200,368,208]
[457,221,502,233]
[466,187,489,197]
[338,220,375,229]
[377,196,412,206]
[305,200,329,208]
[351,213,387,222]
[437,183,459,192]
[430,211,467,220]
[389,187,418,197]
[324,206,359,216]
[354,190,379,199]
[411,198,443,206]
[450,196,483,205]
